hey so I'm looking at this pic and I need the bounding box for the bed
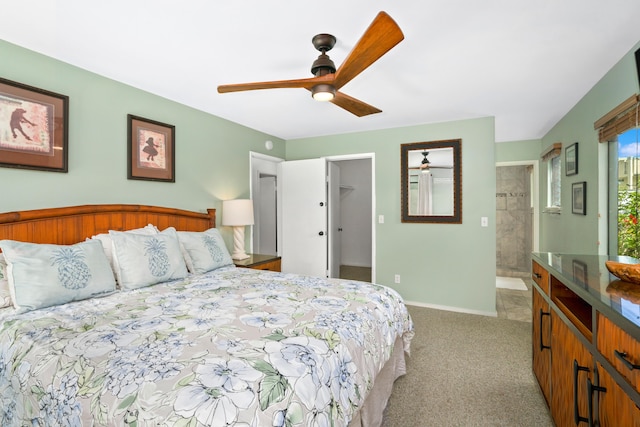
[0,204,413,426]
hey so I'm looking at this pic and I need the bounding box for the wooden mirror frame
[401,139,462,223]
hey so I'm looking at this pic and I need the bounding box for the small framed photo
[0,77,68,172]
[127,114,175,182]
[572,181,586,215]
[565,142,578,176]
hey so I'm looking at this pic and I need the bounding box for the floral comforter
[0,266,413,426]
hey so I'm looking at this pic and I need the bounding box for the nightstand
[233,254,281,272]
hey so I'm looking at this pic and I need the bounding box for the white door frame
[250,152,284,255]
[326,153,376,282]
[496,160,540,253]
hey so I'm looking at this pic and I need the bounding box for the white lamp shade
[222,199,254,226]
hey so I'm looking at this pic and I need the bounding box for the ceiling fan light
[312,84,336,102]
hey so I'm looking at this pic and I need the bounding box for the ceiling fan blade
[332,11,404,90]
[218,75,332,93]
[331,91,382,117]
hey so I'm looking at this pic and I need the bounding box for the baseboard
[405,300,498,318]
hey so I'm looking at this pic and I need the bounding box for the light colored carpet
[382,305,553,426]
[340,265,371,282]
[496,276,528,290]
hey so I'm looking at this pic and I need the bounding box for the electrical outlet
[394,274,400,284]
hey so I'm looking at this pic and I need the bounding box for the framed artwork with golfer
[0,77,68,172]
[127,114,175,182]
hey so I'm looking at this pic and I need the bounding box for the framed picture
[565,142,578,176]
[0,77,68,172]
[572,181,586,215]
[127,114,175,182]
[572,259,588,289]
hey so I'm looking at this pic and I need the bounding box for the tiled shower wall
[496,165,533,277]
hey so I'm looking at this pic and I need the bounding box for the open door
[280,158,327,277]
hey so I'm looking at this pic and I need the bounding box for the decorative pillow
[0,254,12,309]
[89,224,158,271]
[176,228,234,273]
[0,240,116,313]
[110,227,188,290]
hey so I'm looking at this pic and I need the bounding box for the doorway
[496,164,534,276]
[250,152,283,256]
[331,158,373,282]
[495,161,539,321]
[250,152,375,282]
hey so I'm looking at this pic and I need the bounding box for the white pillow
[0,239,116,313]
[110,227,188,290]
[176,228,233,273]
[0,254,12,309]
[89,224,158,272]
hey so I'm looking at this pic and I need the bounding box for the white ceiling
[2,1,640,142]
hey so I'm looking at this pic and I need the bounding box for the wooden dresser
[233,254,281,272]
[531,252,640,426]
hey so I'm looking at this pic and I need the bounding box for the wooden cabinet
[597,313,640,394]
[532,286,551,406]
[531,253,640,426]
[532,260,549,295]
[234,254,281,272]
[595,363,640,426]
[550,312,593,427]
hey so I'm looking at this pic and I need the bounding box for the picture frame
[127,114,175,182]
[0,77,68,172]
[565,142,578,176]
[572,181,586,215]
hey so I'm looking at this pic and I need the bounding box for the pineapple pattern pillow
[0,239,116,313]
[110,227,188,290]
[0,253,11,309]
[177,228,233,273]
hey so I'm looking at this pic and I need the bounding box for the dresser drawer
[532,260,549,295]
[597,312,640,394]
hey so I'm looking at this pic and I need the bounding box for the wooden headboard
[0,204,216,246]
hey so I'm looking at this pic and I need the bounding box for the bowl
[605,260,640,285]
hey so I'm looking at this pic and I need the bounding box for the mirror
[401,139,462,223]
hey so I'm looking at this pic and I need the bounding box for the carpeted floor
[382,305,553,426]
[340,265,371,282]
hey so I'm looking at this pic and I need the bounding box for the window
[548,154,561,209]
[613,127,640,257]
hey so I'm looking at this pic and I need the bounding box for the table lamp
[222,199,254,260]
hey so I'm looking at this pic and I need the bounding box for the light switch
[378,215,384,224]
[481,217,488,227]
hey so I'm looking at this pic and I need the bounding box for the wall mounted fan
[217,11,404,117]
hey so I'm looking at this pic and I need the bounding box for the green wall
[540,41,640,254]
[2,38,499,314]
[496,139,542,163]
[286,118,497,315]
[0,40,285,249]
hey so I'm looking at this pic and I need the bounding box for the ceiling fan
[408,151,453,171]
[217,11,404,117]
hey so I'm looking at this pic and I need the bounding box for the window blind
[541,142,562,161]
[594,94,640,142]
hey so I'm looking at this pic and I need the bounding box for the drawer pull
[587,378,606,426]
[533,273,542,279]
[614,350,640,370]
[573,360,589,425]
[539,309,550,351]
